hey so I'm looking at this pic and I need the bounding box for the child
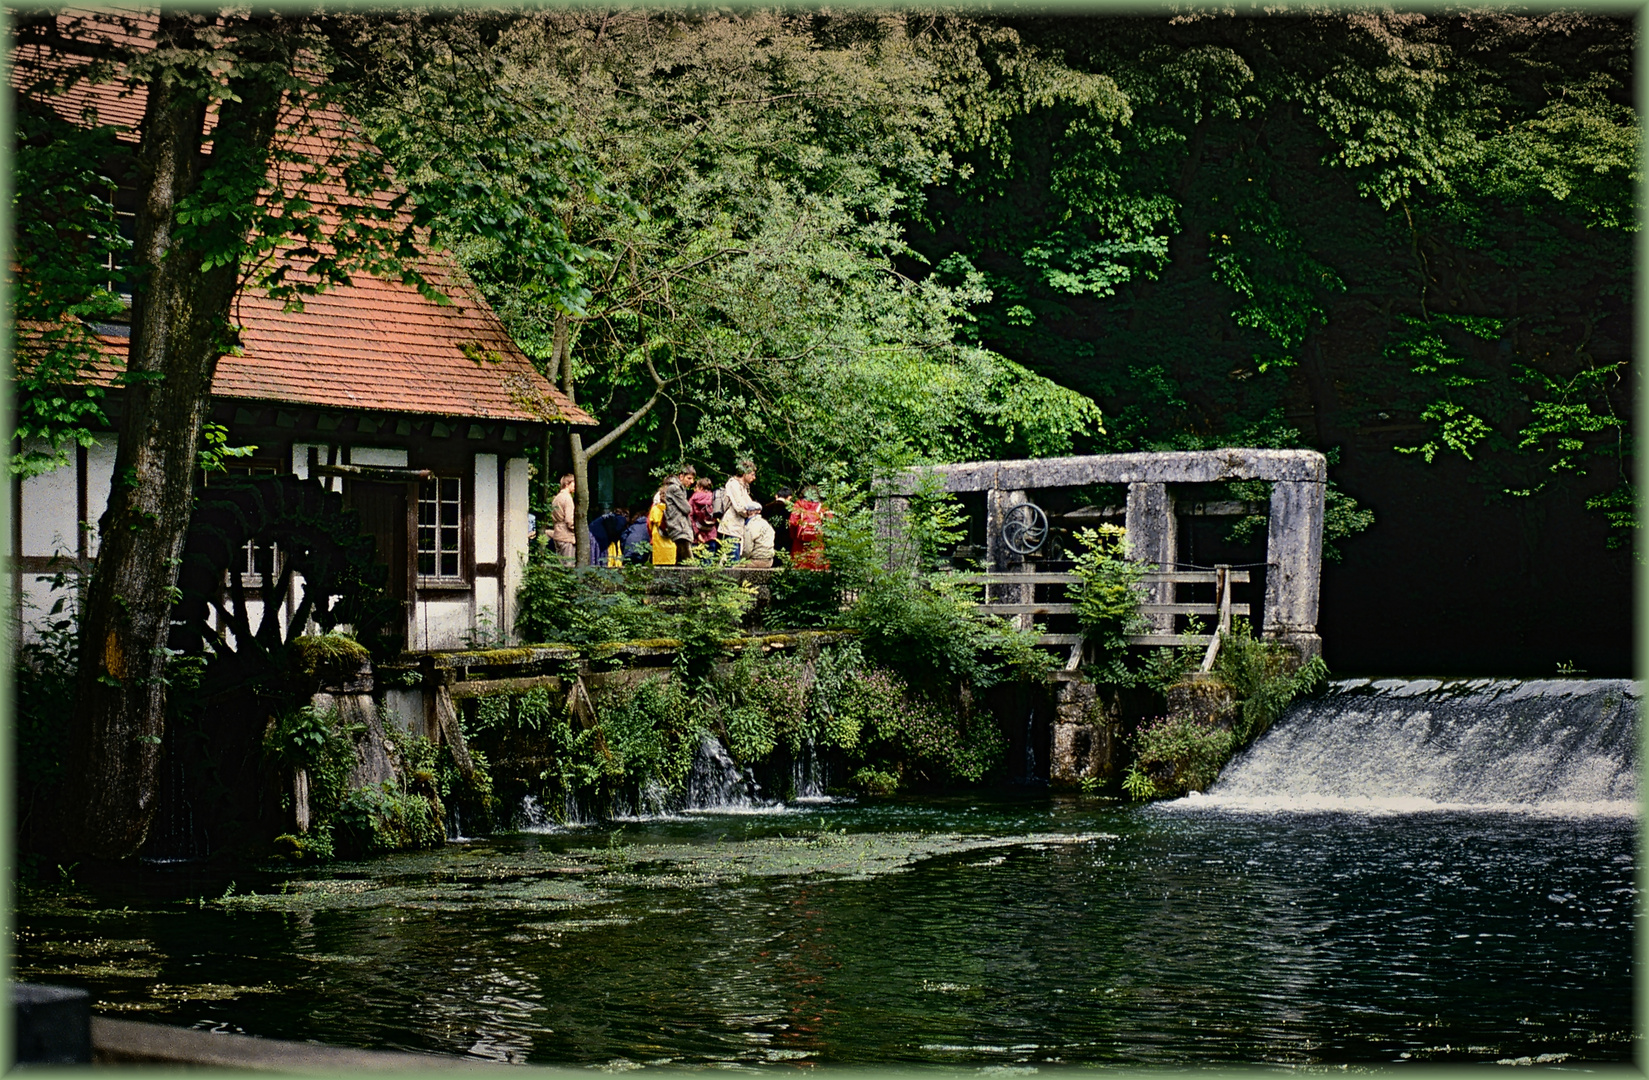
[689,476,719,545]
[622,510,652,563]
[647,485,675,565]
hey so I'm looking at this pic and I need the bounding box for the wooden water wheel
[170,473,397,693]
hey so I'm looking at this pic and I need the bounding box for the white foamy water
[1177,678,1639,817]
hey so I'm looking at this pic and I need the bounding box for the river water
[14,679,1638,1067]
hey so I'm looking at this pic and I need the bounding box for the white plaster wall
[16,574,68,642]
[292,442,340,490]
[411,599,472,650]
[474,577,500,641]
[501,456,531,643]
[351,446,409,468]
[474,453,499,564]
[84,438,117,557]
[19,445,78,558]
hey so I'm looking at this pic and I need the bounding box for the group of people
[548,460,828,570]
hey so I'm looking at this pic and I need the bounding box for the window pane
[416,475,465,580]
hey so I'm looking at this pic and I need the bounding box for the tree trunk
[552,312,667,565]
[59,15,285,859]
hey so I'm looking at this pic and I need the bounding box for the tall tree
[12,8,593,858]
[381,10,1109,544]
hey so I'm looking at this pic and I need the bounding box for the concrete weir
[887,448,1327,656]
[887,449,1328,788]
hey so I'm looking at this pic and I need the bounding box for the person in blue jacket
[620,510,653,564]
[588,505,631,566]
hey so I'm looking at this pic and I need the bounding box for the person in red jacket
[689,476,719,548]
[789,486,828,570]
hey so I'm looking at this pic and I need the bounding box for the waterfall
[790,739,831,802]
[1189,678,1638,815]
[685,734,769,811]
[515,792,593,832]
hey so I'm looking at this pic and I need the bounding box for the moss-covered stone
[290,634,371,687]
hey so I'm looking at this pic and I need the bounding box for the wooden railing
[953,568,1250,662]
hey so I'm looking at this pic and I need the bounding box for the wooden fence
[955,567,1249,670]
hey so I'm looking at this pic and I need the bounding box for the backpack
[711,487,730,517]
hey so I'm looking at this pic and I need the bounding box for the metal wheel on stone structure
[1001,501,1050,556]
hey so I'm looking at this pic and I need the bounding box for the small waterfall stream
[514,733,795,830]
[685,734,767,810]
[1192,678,1638,814]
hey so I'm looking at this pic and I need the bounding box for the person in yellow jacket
[648,486,676,565]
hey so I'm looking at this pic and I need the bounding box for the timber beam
[889,448,1326,494]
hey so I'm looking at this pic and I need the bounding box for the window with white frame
[418,476,464,581]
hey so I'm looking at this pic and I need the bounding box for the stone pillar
[1263,479,1324,661]
[1048,675,1118,788]
[985,487,1028,627]
[1125,482,1177,634]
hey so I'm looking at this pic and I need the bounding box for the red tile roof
[13,9,596,427]
[214,261,594,425]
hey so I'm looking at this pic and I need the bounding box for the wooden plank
[432,684,476,779]
[1126,634,1214,647]
[1136,602,1250,616]
[1142,570,1250,584]
[1199,566,1229,673]
[947,572,1080,583]
[448,674,565,699]
[1038,632,1221,647]
[979,603,1076,614]
[978,602,1249,616]
[947,569,1251,585]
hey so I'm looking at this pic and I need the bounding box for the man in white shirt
[719,460,775,567]
[551,473,577,562]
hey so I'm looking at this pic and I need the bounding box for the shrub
[515,537,582,643]
[598,677,705,794]
[1070,525,1147,680]
[334,782,445,857]
[1123,713,1236,800]
[716,651,809,761]
[824,665,905,752]
[1213,621,1329,743]
[818,475,1050,700]
[766,565,843,628]
[849,767,899,796]
[264,704,361,825]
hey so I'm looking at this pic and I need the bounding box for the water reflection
[14,796,1634,1067]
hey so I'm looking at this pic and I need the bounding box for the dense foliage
[364,9,1633,564]
[468,635,1009,818]
[909,12,1632,546]
[1121,623,1329,801]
